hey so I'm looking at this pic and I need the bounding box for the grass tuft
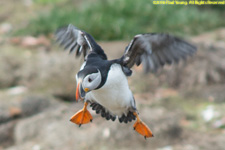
[16,0,225,40]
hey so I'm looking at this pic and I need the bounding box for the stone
[0,121,15,148]
[20,95,51,117]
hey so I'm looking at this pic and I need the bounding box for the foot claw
[79,124,81,127]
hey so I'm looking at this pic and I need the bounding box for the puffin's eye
[88,78,92,82]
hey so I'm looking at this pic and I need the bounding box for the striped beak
[76,81,86,101]
[76,81,81,101]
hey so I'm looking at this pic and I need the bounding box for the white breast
[85,64,134,116]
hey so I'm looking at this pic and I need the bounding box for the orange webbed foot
[133,112,153,139]
[70,102,93,126]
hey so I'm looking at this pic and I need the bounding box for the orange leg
[70,102,93,127]
[133,112,153,139]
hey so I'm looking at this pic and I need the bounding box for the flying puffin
[55,24,196,139]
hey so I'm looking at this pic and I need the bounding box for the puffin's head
[76,67,102,100]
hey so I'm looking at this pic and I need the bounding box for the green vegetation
[33,0,62,4]
[17,0,225,40]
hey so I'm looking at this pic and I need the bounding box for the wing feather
[55,24,107,60]
[122,33,196,73]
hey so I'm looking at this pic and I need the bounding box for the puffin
[55,24,196,139]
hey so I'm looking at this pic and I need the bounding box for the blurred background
[0,0,225,150]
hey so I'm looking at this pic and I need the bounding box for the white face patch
[82,70,102,91]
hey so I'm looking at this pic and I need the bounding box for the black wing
[55,24,107,60]
[121,33,197,73]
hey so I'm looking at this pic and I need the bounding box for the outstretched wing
[121,33,197,73]
[55,24,107,60]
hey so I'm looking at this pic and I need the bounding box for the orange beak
[76,80,88,101]
[76,82,80,101]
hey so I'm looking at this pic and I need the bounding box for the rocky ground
[0,25,225,150]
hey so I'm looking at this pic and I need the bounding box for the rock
[0,23,12,34]
[157,144,199,150]
[213,117,225,129]
[13,104,70,147]
[20,95,51,117]
[0,46,77,100]
[0,108,11,124]
[192,28,225,50]
[0,51,23,88]
[0,37,3,44]
[0,93,58,125]
[0,92,63,149]
[6,86,27,95]
[157,146,173,150]
[9,107,22,118]
[23,0,33,7]
[141,107,183,140]
[0,121,15,148]
[10,36,51,48]
[1,28,225,150]
[154,88,178,100]
[4,102,183,150]
[0,91,23,124]
[10,37,21,45]
[4,98,225,150]
[201,105,215,122]
[21,36,39,47]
